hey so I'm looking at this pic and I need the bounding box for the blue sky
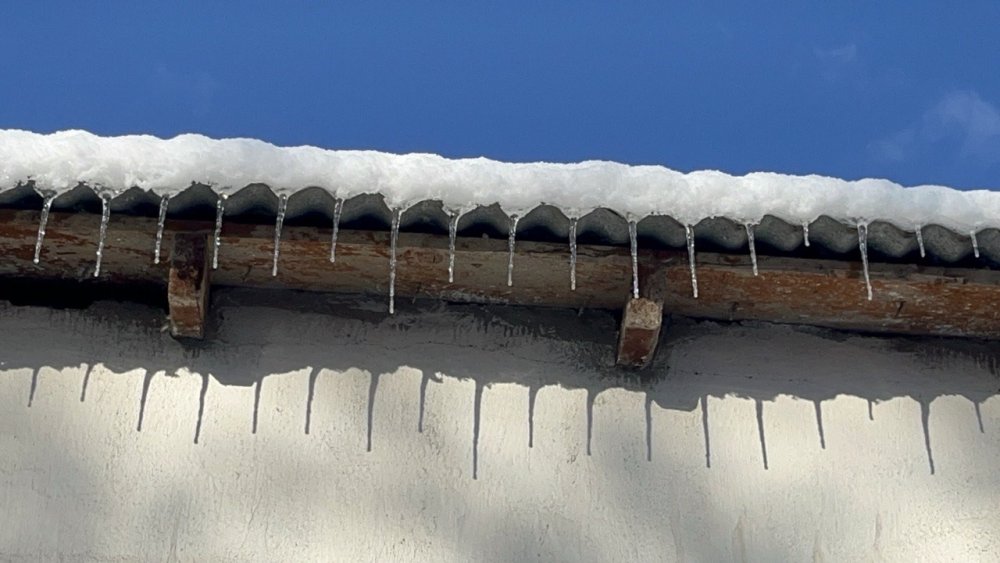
[1,3,999,189]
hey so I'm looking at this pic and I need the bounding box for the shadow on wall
[4,288,999,478]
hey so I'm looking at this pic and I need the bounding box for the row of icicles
[30,191,984,314]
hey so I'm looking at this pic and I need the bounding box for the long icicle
[628,219,639,298]
[970,230,980,259]
[447,211,459,283]
[858,223,873,301]
[802,222,811,247]
[745,223,759,276]
[569,217,578,291]
[153,194,169,265]
[686,225,698,298]
[330,198,344,263]
[212,195,226,270]
[388,208,401,314]
[507,214,519,287]
[94,194,111,278]
[271,194,288,277]
[33,194,56,265]
[915,225,925,258]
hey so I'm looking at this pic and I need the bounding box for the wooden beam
[616,297,664,368]
[0,209,998,340]
[167,233,210,339]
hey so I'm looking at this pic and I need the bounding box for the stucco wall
[1,290,998,561]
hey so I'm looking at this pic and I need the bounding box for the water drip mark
[388,208,401,314]
[212,195,227,270]
[628,220,639,298]
[271,194,288,277]
[745,224,759,276]
[154,194,169,265]
[857,223,873,301]
[685,225,699,298]
[330,198,344,263]
[507,214,520,287]
[33,195,55,264]
[569,217,578,291]
[94,194,112,278]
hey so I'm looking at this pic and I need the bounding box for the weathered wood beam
[167,233,210,339]
[616,298,664,368]
[0,209,998,340]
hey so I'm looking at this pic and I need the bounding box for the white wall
[1,290,998,562]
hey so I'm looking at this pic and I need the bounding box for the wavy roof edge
[1,129,999,234]
[0,181,996,266]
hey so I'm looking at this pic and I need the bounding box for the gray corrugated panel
[1,182,997,267]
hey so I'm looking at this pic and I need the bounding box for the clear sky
[1,3,998,189]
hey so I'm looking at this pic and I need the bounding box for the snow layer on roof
[1,129,998,232]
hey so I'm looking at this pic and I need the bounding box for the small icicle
[388,208,401,314]
[858,223,873,301]
[153,194,169,265]
[212,195,227,270]
[447,212,459,283]
[33,194,56,265]
[745,223,759,276]
[628,219,639,299]
[569,217,579,291]
[507,214,520,287]
[271,194,288,277]
[915,225,926,258]
[94,194,112,278]
[686,225,699,298]
[329,198,344,263]
[802,222,811,247]
[970,230,980,259]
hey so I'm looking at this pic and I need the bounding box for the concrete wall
[1,290,998,561]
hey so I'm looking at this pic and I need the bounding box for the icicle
[271,194,288,277]
[569,217,578,291]
[915,225,925,258]
[745,223,759,276]
[628,219,639,298]
[329,198,344,263]
[153,194,169,265]
[212,195,226,270]
[388,208,401,314]
[802,222,811,247]
[858,223,873,301]
[507,214,519,287]
[33,194,56,265]
[447,212,459,283]
[94,194,111,278]
[970,231,980,259]
[686,225,699,298]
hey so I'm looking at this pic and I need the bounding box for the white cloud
[814,43,857,65]
[869,90,1000,164]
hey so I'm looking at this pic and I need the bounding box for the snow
[2,129,999,233]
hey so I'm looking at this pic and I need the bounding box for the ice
[32,194,55,265]
[971,231,980,258]
[686,225,699,299]
[507,214,520,287]
[745,223,759,276]
[329,198,344,263]
[388,208,401,314]
[94,193,112,278]
[915,225,926,258]
[447,212,459,283]
[857,223,873,301]
[153,194,169,265]
[212,195,226,270]
[802,222,810,247]
[628,219,639,299]
[271,194,288,277]
[568,217,578,291]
